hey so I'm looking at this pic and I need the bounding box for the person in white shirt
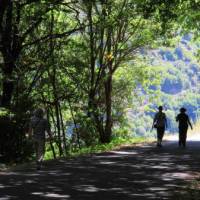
[29,108,52,170]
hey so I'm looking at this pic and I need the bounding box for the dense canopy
[0,0,199,162]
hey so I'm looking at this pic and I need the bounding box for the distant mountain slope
[131,35,200,135]
[152,35,199,95]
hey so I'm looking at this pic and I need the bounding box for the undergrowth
[44,137,153,160]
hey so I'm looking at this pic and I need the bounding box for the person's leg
[157,127,164,147]
[181,134,184,146]
[34,140,41,169]
[178,128,181,146]
[182,128,188,147]
[157,128,160,146]
[34,140,39,162]
[160,127,165,145]
[37,139,45,169]
[179,127,185,147]
[178,133,181,146]
[38,139,45,162]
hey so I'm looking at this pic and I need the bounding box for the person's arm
[165,115,168,129]
[27,120,33,139]
[45,120,53,140]
[152,114,157,129]
[28,127,33,139]
[176,114,179,122]
[188,116,193,130]
[47,130,53,140]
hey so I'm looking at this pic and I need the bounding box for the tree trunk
[1,77,14,107]
[59,103,68,156]
[1,58,15,107]
[54,100,63,156]
[0,0,19,108]
[104,74,112,143]
[103,2,113,143]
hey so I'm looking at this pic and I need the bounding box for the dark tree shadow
[1,140,200,200]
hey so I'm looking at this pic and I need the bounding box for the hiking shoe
[157,143,162,147]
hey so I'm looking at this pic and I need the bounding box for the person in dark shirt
[176,107,192,147]
[153,106,167,147]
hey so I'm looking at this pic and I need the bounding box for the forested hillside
[130,34,200,136]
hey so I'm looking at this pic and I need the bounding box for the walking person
[152,106,167,147]
[176,107,192,147]
[28,108,52,170]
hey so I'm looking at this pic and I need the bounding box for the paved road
[1,138,200,200]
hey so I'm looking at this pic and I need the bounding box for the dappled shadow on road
[1,140,200,200]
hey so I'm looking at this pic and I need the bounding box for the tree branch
[22,26,84,48]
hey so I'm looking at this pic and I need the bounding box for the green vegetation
[0,0,200,164]
[129,35,200,136]
[44,136,152,160]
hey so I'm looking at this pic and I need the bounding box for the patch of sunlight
[176,165,189,170]
[32,192,70,198]
[131,164,153,168]
[189,120,200,135]
[164,184,179,187]
[74,185,100,192]
[109,151,138,155]
[163,172,193,180]
[25,180,37,184]
[3,172,41,177]
[162,178,174,181]
[108,187,123,191]
[187,133,200,141]
[14,182,23,186]
[0,196,15,200]
[161,162,175,166]
[44,193,70,198]
[145,158,162,161]
[0,184,7,188]
[132,180,150,184]
[165,135,178,141]
[166,132,200,141]
[1,172,19,176]
[149,187,168,191]
[94,155,122,158]
[47,186,61,189]
[150,165,170,169]
[130,193,155,197]
[138,144,154,148]
[99,161,116,165]
[47,171,71,176]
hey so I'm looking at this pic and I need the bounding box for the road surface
[1,135,200,200]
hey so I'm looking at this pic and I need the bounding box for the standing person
[152,106,167,147]
[28,108,52,170]
[176,107,192,147]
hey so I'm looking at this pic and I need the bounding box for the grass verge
[0,137,154,171]
[44,136,154,160]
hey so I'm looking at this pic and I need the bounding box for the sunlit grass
[44,137,154,160]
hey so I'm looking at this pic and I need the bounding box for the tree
[0,0,81,108]
[0,0,82,160]
[0,0,190,162]
[69,0,174,143]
